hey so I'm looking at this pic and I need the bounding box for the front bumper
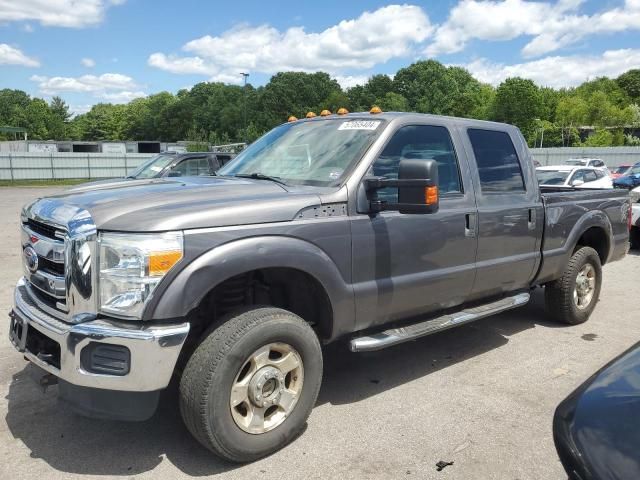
[9,278,190,393]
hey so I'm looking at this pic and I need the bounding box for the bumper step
[350,292,531,352]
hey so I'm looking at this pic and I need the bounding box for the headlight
[98,231,183,319]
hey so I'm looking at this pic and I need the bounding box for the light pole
[240,72,249,144]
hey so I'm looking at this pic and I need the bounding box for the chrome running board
[350,292,530,352]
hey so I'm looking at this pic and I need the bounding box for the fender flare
[564,210,613,263]
[144,236,354,339]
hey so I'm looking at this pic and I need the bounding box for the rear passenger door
[461,127,543,299]
[351,123,478,330]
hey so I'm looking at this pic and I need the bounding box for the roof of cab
[288,111,518,129]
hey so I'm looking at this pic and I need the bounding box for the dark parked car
[69,152,235,192]
[613,163,640,189]
[554,342,640,480]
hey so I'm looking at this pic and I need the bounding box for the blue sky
[1,0,639,114]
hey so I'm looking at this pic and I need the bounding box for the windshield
[129,154,176,179]
[218,118,385,186]
[565,159,587,166]
[614,166,631,174]
[536,169,571,185]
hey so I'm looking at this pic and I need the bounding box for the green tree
[393,61,486,118]
[259,72,343,126]
[493,77,543,142]
[617,69,640,103]
[376,92,409,111]
[582,129,613,147]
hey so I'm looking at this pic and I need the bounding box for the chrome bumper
[10,278,190,392]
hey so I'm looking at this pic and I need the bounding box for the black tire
[544,246,602,325]
[179,307,323,462]
[630,227,640,250]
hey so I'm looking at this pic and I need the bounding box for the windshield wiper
[234,173,288,186]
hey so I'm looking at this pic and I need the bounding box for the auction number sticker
[338,120,381,131]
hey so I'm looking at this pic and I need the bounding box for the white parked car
[536,166,613,189]
[565,158,611,176]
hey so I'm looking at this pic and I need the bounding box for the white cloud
[334,75,368,89]
[22,23,34,32]
[81,57,96,67]
[462,48,640,88]
[30,73,145,103]
[0,0,126,28]
[101,90,146,102]
[148,5,432,81]
[427,0,640,58]
[0,43,39,67]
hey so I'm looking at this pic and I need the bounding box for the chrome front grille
[21,198,98,323]
[21,220,67,315]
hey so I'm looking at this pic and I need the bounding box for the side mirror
[365,159,439,215]
[571,179,584,187]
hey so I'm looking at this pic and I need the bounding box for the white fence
[0,152,156,181]
[1,148,640,181]
[530,147,640,168]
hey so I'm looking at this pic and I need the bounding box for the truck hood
[34,176,323,231]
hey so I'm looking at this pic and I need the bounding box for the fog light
[80,343,130,376]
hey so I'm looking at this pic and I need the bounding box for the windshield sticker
[338,120,381,131]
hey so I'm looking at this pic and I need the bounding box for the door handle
[465,213,477,237]
[528,208,536,230]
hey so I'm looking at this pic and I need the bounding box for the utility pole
[240,72,249,144]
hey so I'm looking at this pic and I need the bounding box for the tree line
[1,60,639,147]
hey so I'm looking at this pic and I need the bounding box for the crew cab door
[460,127,543,299]
[350,122,478,331]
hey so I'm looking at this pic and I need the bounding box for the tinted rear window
[467,129,525,192]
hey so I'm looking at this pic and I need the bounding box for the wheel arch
[144,236,354,341]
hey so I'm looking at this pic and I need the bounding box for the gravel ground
[1,186,638,480]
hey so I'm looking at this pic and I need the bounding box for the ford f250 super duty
[9,112,630,462]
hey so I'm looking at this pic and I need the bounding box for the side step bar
[349,292,530,352]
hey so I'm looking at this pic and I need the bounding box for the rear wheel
[179,307,322,462]
[545,246,602,325]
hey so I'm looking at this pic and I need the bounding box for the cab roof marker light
[370,106,382,114]
[288,115,298,122]
[320,109,332,116]
[306,111,317,118]
[337,107,349,115]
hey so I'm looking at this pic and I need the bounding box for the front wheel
[544,246,602,325]
[179,307,323,462]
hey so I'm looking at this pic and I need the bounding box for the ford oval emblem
[24,246,38,274]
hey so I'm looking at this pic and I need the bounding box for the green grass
[0,178,89,187]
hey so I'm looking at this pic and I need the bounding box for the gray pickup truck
[9,112,630,462]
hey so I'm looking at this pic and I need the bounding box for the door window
[171,157,210,176]
[467,129,525,192]
[371,125,462,203]
[583,170,598,183]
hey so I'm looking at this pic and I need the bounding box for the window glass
[571,170,586,184]
[583,170,598,183]
[536,169,570,185]
[468,129,525,192]
[172,157,210,176]
[370,125,462,203]
[594,169,605,179]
